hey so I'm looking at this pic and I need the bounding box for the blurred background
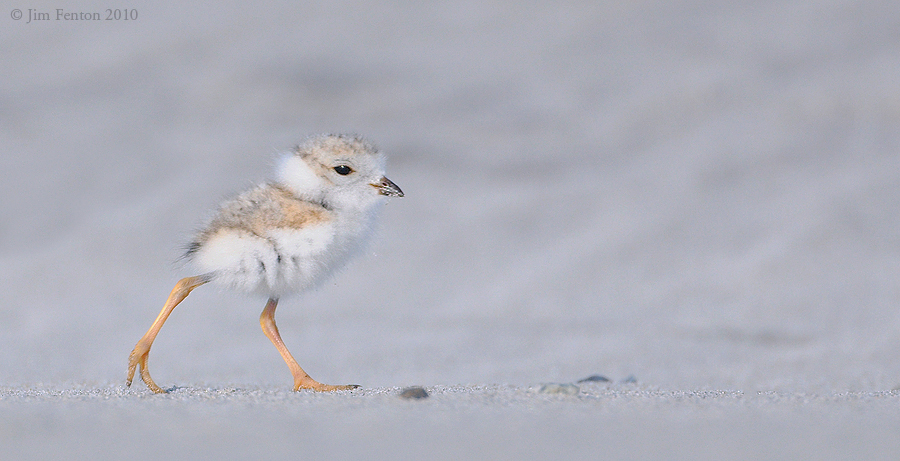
[1,0,899,392]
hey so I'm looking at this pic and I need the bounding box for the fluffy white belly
[193,223,351,297]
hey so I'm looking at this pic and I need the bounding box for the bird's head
[276,134,403,210]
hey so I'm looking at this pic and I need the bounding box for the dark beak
[372,176,404,197]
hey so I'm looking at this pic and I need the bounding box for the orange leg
[259,298,359,391]
[127,275,210,393]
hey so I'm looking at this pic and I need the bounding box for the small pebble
[399,386,429,399]
[577,375,610,383]
[538,383,580,395]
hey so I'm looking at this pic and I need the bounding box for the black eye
[333,165,353,176]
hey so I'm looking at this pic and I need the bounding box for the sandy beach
[2,1,900,459]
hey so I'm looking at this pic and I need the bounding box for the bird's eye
[333,165,353,176]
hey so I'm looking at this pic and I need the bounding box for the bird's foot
[294,381,360,392]
[126,341,166,394]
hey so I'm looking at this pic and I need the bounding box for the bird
[126,134,403,393]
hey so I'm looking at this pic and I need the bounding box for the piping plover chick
[127,134,403,393]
